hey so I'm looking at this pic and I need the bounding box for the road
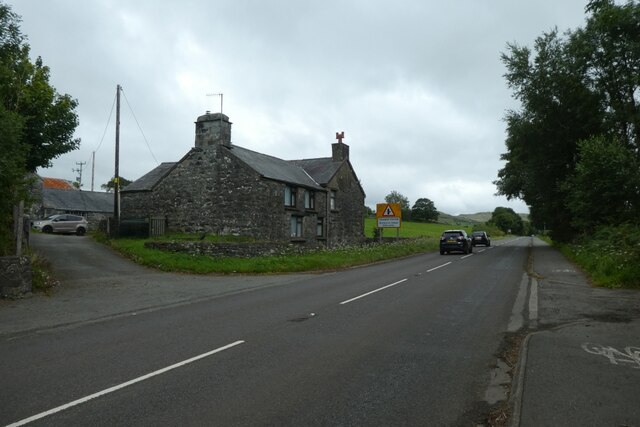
[1,235,532,426]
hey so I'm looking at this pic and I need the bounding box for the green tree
[564,137,640,232]
[0,3,80,254]
[495,0,640,241]
[411,198,438,222]
[496,28,603,241]
[101,177,132,192]
[490,207,524,235]
[385,190,411,220]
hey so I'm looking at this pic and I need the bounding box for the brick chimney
[195,112,232,148]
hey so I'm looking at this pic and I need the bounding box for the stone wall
[327,163,365,244]
[145,241,320,258]
[0,256,32,298]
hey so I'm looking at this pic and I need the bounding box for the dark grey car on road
[439,229,473,254]
[471,231,491,247]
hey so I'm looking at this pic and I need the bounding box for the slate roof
[121,162,177,192]
[290,158,341,186]
[229,146,323,190]
[123,145,343,192]
[42,188,113,213]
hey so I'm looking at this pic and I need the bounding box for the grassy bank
[554,224,640,289]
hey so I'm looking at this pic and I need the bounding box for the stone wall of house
[121,139,365,246]
[327,164,365,244]
[121,145,290,241]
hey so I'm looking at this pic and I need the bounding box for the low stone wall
[144,241,321,258]
[0,256,32,298]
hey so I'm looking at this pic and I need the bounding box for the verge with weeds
[554,224,640,289]
[103,234,440,274]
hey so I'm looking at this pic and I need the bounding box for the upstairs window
[284,185,297,207]
[330,190,337,210]
[304,190,315,209]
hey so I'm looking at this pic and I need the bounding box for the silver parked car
[32,214,89,236]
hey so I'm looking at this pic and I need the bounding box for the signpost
[376,203,402,240]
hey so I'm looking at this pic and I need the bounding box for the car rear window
[443,232,462,238]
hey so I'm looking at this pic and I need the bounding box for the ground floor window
[316,217,324,237]
[290,215,303,237]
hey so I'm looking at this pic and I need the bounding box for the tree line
[0,3,79,255]
[495,0,640,242]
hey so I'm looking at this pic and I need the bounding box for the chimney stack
[195,112,232,148]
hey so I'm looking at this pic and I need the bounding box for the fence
[108,216,167,238]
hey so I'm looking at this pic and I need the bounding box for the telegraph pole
[113,84,121,234]
[91,151,95,191]
[72,161,86,189]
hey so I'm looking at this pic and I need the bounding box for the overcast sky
[12,1,592,215]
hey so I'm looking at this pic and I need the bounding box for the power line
[121,88,159,165]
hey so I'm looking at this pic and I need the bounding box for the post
[113,84,121,235]
[91,151,95,191]
[15,201,24,257]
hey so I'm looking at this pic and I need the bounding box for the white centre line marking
[460,254,474,259]
[427,262,451,273]
[7,340,245,427]
[340,279,408,305]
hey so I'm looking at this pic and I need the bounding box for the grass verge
[553,224,640,289]
[103,235,440,274]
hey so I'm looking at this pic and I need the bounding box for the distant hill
[437,211,529,225]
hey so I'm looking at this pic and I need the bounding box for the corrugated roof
[290,158,341,185]
[228,146,323,189]
[42,189,113,213]
[42,177,76,190]
[121,162,177,192]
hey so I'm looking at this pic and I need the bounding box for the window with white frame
[290,215,303,237]
[330,190,337,210]
[284,185,297,207]
[304,190,315,209]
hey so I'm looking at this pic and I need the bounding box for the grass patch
[553,224,640,289]
[103,234,441,274]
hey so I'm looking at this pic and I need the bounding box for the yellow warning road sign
[376,203,402,228]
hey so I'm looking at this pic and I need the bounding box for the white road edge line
[427,262,451,273]
[7,340,246,427]
[340,279,408,305]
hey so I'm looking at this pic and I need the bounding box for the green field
[364,217,474,238]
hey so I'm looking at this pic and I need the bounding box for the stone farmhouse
[121,112,366,246]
